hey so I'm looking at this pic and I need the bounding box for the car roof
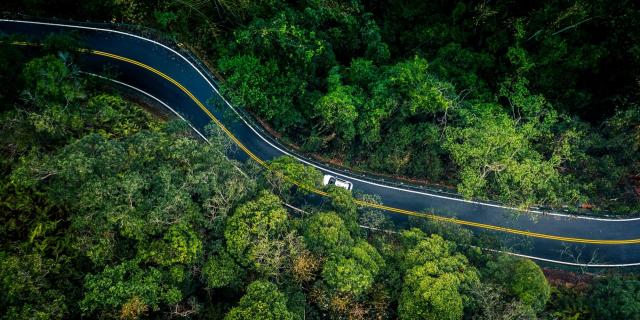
[334,179,351,187]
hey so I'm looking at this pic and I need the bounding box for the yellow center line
[11,41,640,245]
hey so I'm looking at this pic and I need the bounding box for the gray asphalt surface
[2,19,639,267]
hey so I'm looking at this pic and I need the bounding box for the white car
[322,174,353,191]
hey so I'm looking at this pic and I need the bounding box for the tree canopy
[1,1,639,319]
[225,280,294,320]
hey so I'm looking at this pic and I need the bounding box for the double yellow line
[15,41,640,245]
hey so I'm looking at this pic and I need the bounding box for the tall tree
[321,240,384,296]
[485,255,551,312]
[225,280,294,320]
[224,191,300,278]
[80,260,182,318]
[589,276,640,320]
[398,230,479,320]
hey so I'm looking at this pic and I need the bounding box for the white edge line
[358,224,640,267]
[4,19,638,222]
[483,248,640,268]
[82,72,209,142]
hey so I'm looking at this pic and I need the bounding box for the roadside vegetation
[1,40,639,320]
[5,0,637,213]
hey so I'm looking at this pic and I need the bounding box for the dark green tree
[589,275,640,320]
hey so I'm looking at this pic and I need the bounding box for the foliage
[265,155,323,195]
[141,223,203,266]
[5,0,640,215]
[445,103,580,207]
[224,191,288,273]
[202,252,244,289]
[225,280,294,320]
[467,282,536,320]
[321,240,383,296]
[0,253,70,319]
[218,55,303,130]
[303,211,353,256]
[1,1,639,319]
[398,230,480,320]
[485,255,551,312]
[80,260,182,316]
[589,275,640,320]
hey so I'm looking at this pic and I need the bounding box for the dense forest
[1,42,640,319]
[1,0,640,319]
[5,0,637,213]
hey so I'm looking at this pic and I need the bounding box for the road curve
[2,19,639,267]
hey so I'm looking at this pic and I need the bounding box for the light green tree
[225,280,294,320]
[486,255,550,312]
[303,211,353,256]
[80,260,182,317]
[11,123,251,265]
[398,230,479,320]
[445,103,579,208]
[224,191,289,275]
[266,156,323,195]
[399,270,464,320]
[141,223,203,266]
[326,187,359,235]
[321,240,384,296]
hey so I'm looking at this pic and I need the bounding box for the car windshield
[328,177,336,185]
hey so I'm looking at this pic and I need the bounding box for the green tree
[326,187,359,235]
[486,255,551,312]
[589,275,640,320]
[445,103,579,208]
[141,223,203,266]
[11,123,251,264]
[233,10,330,74]
[21,54,82,107]
[321,240,383,296]
[375,57,455,118]
[467,282,536,320]
[347,58,379,90]
[224,191,289,275]
[353,57,455,179]
[399,270,464,320]
[202,251,244,289]
[0,253,70,319]
[398,230,479,320]
[265,156,323,195]
[303,211,353,256]
[84,94,160,138]
[225,280,294,320]
[313,70,363,145]
[218,55,303,130]
[367,122,445,179]
[154,10,178,30]
[80,260,182,317]
[431,42,493,101]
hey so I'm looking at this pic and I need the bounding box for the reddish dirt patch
[543,268,594,292]
[580,203,594,210]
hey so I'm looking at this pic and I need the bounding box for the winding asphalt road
[2,19,639,267]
